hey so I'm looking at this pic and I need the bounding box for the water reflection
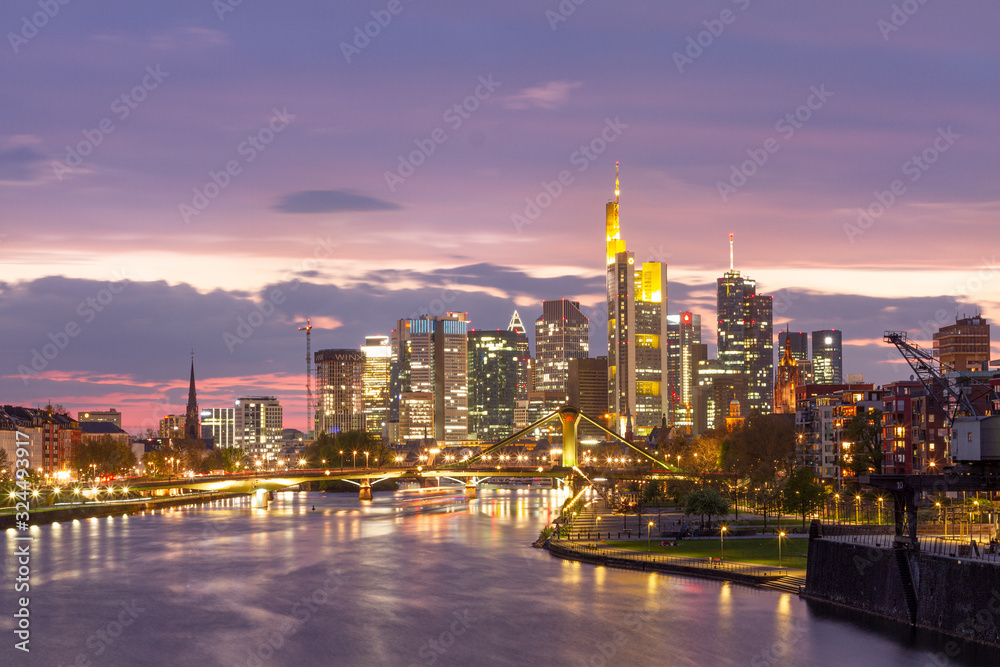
[1,488,998,666]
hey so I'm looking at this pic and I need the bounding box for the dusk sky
[2,1,998,433]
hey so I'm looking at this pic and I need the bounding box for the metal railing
[918,535,1000,563]
[552,540,788,578]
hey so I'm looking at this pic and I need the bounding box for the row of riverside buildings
[6,170,995,484]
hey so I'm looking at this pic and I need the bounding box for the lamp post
[720,525,728,560]
[365,451,370,469]
[596,515,601,538]
[779,531,786,566]
[352,451,357,469]
[339,450,343,472]
[648,520,654,553]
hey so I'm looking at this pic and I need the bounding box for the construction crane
[883,331,1000,465]
[298,318,312,435]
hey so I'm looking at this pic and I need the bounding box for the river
[2,487,998,666]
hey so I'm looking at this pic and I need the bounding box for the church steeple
[185,351,200,440]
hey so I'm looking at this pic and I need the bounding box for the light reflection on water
[1,487,999,666]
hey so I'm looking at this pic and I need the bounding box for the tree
[304,431,394,470]
[199,447,247,474]
[684,487,730,526]
[72,435,138,478]
[782,467,828,527]
[841,409,883,477]
[720,414,796,486]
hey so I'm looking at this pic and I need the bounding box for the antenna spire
[614,161,620,205]
[729,233,734,271]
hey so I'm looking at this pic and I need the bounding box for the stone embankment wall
[804,537,1000,648]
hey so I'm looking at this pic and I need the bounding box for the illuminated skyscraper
[716,235,773,414]
[315,348,366,436]
[811,330,843,384]
[534,299,589,394]
[467,329,519,441]
[666,312,702,431]
[605,164,668,435]
[390,313,469,442]
[360,335,391,440]
[507,310,532,401]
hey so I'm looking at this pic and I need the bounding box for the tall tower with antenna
[298,319,313,435]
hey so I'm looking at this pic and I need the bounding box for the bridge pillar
[252,489,272,509]
[359,479,372,501]
[557,406,580,468]
[465,480,477,499]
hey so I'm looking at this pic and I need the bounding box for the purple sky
[2,0,998,433]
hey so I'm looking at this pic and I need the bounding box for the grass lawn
[606,537,809,571]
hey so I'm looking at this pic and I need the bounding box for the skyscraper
[567,357,608,441]
[315,348,366,436]
[716,235,773,414]
[666,312,702,431]
[777,331,808,362]
[467,329,519,441]
[360,335,392,440]
[534,299,589,394]
[507,311,532,401]
[812,330,843,384]
[605,164,668,435]
[390,313,469,442]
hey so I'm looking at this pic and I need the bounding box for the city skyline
[3,1,999,431]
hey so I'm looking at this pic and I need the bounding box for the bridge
[120,406,707,508]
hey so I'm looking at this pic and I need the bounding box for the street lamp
[648,521,654,552]
[353,451,357,468]
[720,525,728,560]
[364,451,370,469]
[834,493,840,523]
[855,494,862,525]
[779,531,786,566]
[339,450,344,471]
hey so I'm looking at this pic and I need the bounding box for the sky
[2,0,998,433]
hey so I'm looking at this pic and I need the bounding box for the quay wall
[804,537,1000,648]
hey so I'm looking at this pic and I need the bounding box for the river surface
[2,487,999,666]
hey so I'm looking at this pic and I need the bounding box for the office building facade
[812,330,843,385]
[315,348,367,436]
[200,407,235,448]
[716,242,773,415]
[467,329,520,441]
[933,315,991,372]
[605,165,668,436]
[390,313,469,442]
[666,312,702,431]
[235,397,283,461]
[534,299,589,393]
[360,336,392,440]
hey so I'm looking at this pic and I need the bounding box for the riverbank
[544,539,806,592]
[0,491,244,529]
